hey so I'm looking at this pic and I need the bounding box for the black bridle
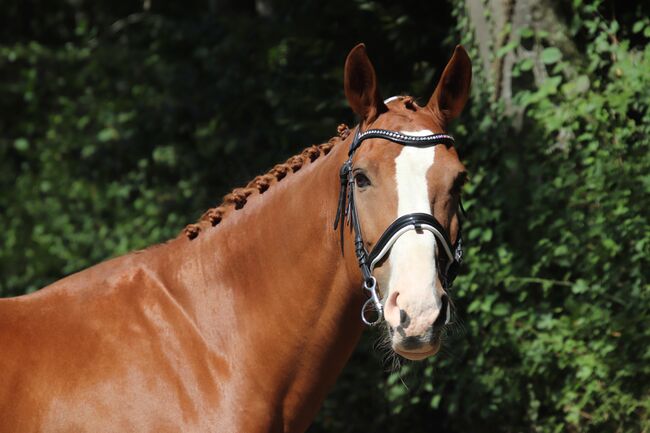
[334,127,464,325]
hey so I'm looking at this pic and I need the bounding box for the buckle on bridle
[361,277,382,326]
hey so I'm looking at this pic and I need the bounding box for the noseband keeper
[334,127,464,326]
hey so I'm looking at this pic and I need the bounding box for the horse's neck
[161,141,365,431]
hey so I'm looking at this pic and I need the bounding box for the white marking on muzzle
[388,130,444,322]
[383,95,401,104]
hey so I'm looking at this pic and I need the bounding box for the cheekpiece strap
[333,160,352,231]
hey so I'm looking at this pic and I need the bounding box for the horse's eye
[354,172,371,188]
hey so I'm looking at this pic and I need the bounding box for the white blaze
[388,130,442,315]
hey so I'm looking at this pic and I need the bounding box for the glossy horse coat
[0,44,471,432]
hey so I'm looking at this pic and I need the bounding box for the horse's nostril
[399,309,410,327]
[384,290,401,327]
[387,291,400,309]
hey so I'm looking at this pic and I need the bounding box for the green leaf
[541,47,562,64]
[152,146,177,166]
[97,127,118,142]
[519,27,534,38]
[519,58,534,71]
[481,228,493,242]
[13,138,29,151]
[492,303,509,316]
[574,75,590,93]
[571,279,589,294]
[496,40,519,58]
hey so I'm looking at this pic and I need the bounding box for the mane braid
[183,137,340,240]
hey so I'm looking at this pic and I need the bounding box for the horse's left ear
[344,43,387,122]
[427,45,472,126]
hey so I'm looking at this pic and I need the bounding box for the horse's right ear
[427,45,472,126]
[344,44,387,122]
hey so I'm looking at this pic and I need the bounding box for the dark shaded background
[1,1,648,431]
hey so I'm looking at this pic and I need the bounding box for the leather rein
[334,127,464,326]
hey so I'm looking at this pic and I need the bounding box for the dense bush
[1,1,647,432]
[318,2,650,432]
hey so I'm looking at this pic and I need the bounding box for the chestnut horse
[0,44,471,432]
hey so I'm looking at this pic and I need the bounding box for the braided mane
[182,124,352,240]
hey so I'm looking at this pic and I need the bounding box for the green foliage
[0,1,648,432]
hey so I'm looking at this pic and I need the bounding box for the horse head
[340,44,471,361]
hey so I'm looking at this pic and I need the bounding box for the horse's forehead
[358,101,461,186]
[360,131,462,196]
[378,113,438,132]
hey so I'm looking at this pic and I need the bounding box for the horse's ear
[344,43,387,122]
[427,45,472,126]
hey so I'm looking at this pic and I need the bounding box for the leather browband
[348,129,455,155]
